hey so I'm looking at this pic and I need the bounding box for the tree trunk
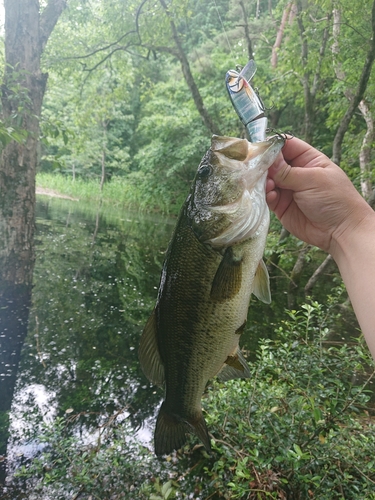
[256,0,260,19]
[100,120,107,193]
[239,0,254,61]
[0,0,66,486]
[331,8,345,83]
[358,99,374,199]
[289,3,297,24]
[287,244,311,309]
[332,0,375,165]
[295,1,331,143]
[368,188,375,210]
[295,0,312,143]
[271,3,292,68]
[158,0,221,136]
[1,0,45,286]
[267,227,290,284]
[304,254,334,297]
[0,0,67,287]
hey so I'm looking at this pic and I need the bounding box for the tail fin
[154,402,212,456]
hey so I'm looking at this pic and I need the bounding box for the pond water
[0,195,365,496]
[1,197,177,492]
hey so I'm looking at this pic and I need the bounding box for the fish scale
[139,134,284,456]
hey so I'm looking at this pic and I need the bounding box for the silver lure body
[226,59,267,143]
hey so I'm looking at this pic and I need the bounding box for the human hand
[266,136,373,257]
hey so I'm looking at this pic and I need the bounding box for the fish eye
[197,164,212,179]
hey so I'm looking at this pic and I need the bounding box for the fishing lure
[226,59,267,143]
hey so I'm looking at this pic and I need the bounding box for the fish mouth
[204,135,284,248]
[211,134,284,183]
[243,135,285,184]
[210,134,285,193]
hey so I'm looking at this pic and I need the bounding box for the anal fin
[218,348,251,381]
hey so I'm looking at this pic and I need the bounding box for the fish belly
[152,208,268,455]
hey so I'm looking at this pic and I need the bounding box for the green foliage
[36,172,174,213]
[0,124,27,148]
[15,416,156,499]
[12,298,375,499]
[36,0,375,210]
[203,302,375,499]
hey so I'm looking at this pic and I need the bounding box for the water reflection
[0,283,32,486]
[2,198,175,492]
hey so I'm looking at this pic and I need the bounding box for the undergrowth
[36,173,181,214]
[5,298,375,499]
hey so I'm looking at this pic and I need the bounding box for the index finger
[281,136,330,169]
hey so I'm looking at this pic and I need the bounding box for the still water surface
[4,197,176,479]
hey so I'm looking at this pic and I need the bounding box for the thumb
[268,156,312,192]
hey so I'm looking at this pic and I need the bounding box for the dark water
[1,198,178,491]
[0,196,364,495]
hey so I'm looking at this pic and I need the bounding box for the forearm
[331,210,375,361]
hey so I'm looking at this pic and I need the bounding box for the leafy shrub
[10,299,375,499]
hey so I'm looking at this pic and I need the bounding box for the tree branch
[60,31,141,61]
[239,0,253,60]
[46,0,148,70]
[158,0,220,135]
[152,45,179,57]
[39,0,68,53]
[304,254,334,297]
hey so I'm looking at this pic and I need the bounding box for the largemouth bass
[139,134,284,456]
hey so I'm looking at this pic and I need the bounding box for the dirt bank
[36,187,79,201]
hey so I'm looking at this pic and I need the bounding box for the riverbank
[36,186,79,201]
[36,173,180,214]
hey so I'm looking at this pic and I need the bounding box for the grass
[36,173,176,214]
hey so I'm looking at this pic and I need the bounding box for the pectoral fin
[217,348,251,381]
[253,259,271,304]
[210,247,242,302]
[138,310,165,386]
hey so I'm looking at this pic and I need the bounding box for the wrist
[330,206,375,266]
[329,206,375,361]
